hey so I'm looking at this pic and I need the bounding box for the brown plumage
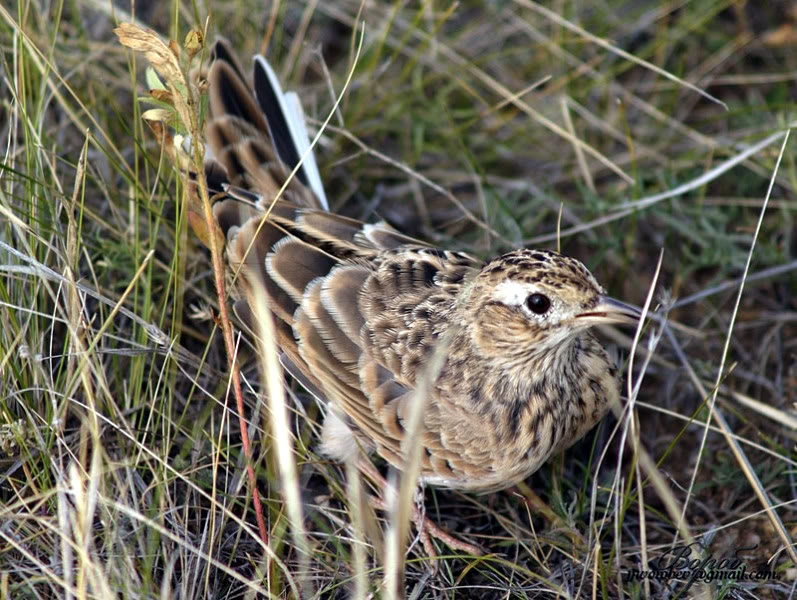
[196,40,640,495]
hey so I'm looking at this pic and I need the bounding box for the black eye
[525,293,551,315]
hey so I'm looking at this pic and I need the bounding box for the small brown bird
[195,40,640,548]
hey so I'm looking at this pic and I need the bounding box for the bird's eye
[525,293,551,315]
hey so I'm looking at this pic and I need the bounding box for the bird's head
[461,249,639,361]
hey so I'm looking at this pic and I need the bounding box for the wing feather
[200,42,489,484]
[266,237,336,304]
[319,266,369,345]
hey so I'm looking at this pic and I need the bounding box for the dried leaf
[185,30,204,59]
[114,23,184,88]
[149,89,173,105]
[142,108,173,123]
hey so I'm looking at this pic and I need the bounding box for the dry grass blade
[344,459,370,599]
[0,240,170,348]
[623,251,664,600]
[384,335,451,596]
[250,290,312,597]
[0,4,133,177]
[678,129,797,565]
[513,0,728,109]
[430,45,636,187]
[591,250,708,595]
[672,259,797,309]
[527,127,790,244]
[723,389,797,430]
[560,96,595,194]
[636,398,797,468]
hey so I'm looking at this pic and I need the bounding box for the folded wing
[200,41,483,473]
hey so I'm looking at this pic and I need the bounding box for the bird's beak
[575,296,641,326]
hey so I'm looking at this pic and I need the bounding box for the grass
[2,0,797,597]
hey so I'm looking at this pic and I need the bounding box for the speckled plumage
[197,40,640,495]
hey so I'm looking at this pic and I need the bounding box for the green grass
[2,0,796,598]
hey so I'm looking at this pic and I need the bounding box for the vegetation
[1,0,795,597]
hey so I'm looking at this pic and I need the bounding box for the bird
[192,39,641,553]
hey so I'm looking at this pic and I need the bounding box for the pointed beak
[575,296,641,326]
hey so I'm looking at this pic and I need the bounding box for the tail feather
[198,39,327,212]
[251,56,328,210]
[283,90,328,210]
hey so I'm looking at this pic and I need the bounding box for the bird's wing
[198,41,484,470]
[216,197,480,465]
